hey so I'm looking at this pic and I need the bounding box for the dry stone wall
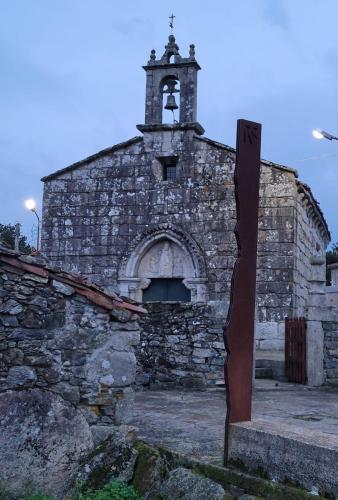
[0,259,140,427]
[136,301,227,388]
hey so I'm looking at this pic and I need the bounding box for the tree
[326,242,338,285]
[0,223,33,254]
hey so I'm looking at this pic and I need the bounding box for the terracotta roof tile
[0,246,147,314]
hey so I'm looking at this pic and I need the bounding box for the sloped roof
[41,136,143,182]
[0,246,147,314]
[296,180,331,243]
[195,135,298,176]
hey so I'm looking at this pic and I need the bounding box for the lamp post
[312,129,338,141]
[25,199,40,253]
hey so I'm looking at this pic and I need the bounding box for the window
[158,156,178,181]
[143,278,191,302]
[163,163,177,181]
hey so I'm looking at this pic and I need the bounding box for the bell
[165,94,178,111]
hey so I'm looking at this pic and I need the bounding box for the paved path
[130,381,338,466]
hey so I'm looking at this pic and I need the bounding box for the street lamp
[312,129,338,141]
[25,199,40,253]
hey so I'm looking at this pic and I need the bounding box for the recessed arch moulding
[118,226,208,303]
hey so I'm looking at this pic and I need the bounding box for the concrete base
[228,419,338,498]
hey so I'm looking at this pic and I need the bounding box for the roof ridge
[195,135,298,175]
[41,136,143,182]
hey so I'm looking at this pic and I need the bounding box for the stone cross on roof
[169,13,175,34]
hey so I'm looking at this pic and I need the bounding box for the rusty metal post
[223,119,262,462]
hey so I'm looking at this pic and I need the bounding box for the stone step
[255,367,273,379]
[228,419,338,497]
[255,359,270,368]
[255,356,285,381]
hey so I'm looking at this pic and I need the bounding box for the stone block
[52,280,75,296]
[6,366,37,388]
[0,299,23,315]
[306,321,324,386]
[52,382,81,404]
[212,341,225,349]
[258,339,284,351]
[157,467,227,500]
[255,322,278,339]
[115,387,135,424]
[192,348,212,358]
[87,350,136,388]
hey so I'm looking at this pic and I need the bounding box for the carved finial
[189,44,195,59]
[169,13,175,34]
[150,49,156,61]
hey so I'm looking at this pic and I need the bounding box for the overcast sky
[1,0,338,246]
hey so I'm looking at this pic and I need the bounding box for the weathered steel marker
[223,119,262,462]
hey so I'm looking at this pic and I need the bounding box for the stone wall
[255,165,296,350]
[293,185,327,317]
[0,257,140,427]
[41,133,309,331]
[41,133,238,303]
[323,321,338,385]
[136,301,227,388]
[41,130,329,370]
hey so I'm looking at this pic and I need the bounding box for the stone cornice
[296,180,331,244]
[137,122,205,136]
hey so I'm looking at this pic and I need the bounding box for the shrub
[76,480,142,500]
[20,494,53,500]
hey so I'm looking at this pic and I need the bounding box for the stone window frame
[157,155,179,183]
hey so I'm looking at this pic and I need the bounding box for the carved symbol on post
[242,124,259,145]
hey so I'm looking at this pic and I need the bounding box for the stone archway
[118,226,207,303]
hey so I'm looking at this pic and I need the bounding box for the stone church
[41,33,330,387]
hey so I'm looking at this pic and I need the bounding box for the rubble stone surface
[0,389,93,499]
[157,467,228,499]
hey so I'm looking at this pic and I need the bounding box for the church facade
[41,34,330,387]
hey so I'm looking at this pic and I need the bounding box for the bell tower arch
[137,34,204,135]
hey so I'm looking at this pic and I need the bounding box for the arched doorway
[118,227,207,303]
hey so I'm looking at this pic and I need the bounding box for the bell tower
[137,30,204,135]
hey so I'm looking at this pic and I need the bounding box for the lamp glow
[25,199,36,211]
[312,129,324,140]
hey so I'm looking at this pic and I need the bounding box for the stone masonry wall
[0,260,140,427]
[294,189,327,317]
[255,165,296,350]
[41,132,306,333]
[323,321,338,385]
[136,301,228,388]
[41,133,238,302]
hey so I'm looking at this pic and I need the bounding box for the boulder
[0,389,93,499]
[77,425,138,491]
[158,467,228,499]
